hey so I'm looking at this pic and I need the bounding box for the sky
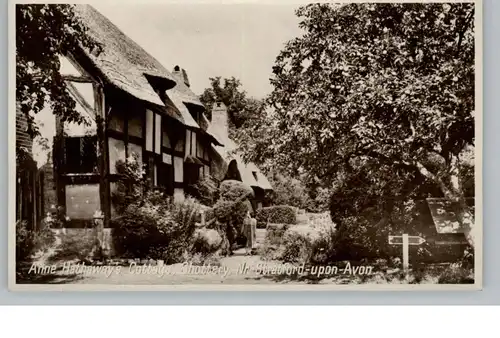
[92,3,304,99]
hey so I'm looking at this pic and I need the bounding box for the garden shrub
[110,154,147,214]
[219,180,254,201]
[16,220,34,262]
[16,220,56,263]
[260,216,383,265]
[191,228,223,255]
[211,180,254,254]
[48,230,97,263]
[266,172,332,212]
[255,205,297,228]
[192,175,220,207]
[265,224,290,246]
[204,207,216,224]
[437,266,474,284]
[111,195,201,263]
[110,157,207,262]
[278,232,312,263]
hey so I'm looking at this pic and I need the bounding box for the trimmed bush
[191,228,223,255]
[219,180,254,201]
[255,205,297,228]
[210,180,254,254]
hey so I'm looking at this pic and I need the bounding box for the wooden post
[94,83,110,229]
[93,209,105,257]
[402,233,409,273]
[53,116,66,216]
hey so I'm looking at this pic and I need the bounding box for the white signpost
[388,234,426,272]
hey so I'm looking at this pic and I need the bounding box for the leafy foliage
[255,205,297,229]
[111,196,200,262]
[219,180,254,201]
[110,158,205,262]
[199,77,266,139]
[16,4,102,137]
[240,2,476,247]
[437,266,474,284]
[264,172,330,212]
[110,154,147,214]
[211,180,254,253]
[16,220,56,263]
[192,174,221,207]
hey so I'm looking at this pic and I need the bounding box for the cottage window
[128,112,143,138]
[184,163,200,196]
[108,137,126,175]
[162,129,171,148]
[154,113,162,154]
[166,122,184,152]
[196,137,203,159]
[157,163,174,195]
[174,136,184,152]
[108,110,125,132]
[173,156,184,183]
[145,109,154,151]
[65,136,98,174]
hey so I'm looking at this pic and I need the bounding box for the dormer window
[252,171,258,181]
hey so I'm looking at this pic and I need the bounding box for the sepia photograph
[10,0,481,290]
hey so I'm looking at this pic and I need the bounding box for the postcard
[9,0,482,291]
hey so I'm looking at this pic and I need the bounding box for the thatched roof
[185,155,204,166]
[74,5,175,106]
[207,121,272,191]
[74,5,220,144]
[426,198,475,234]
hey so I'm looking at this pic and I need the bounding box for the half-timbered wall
[56,56,216,222]
[55,55,102,224]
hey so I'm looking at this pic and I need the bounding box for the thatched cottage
[44,5,271,228]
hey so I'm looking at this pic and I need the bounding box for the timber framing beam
[62,74,93,83]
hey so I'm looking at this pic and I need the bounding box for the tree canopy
[16,4,102,138]
[239,3,476,247]
[199,77,265,138]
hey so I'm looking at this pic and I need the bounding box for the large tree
[240,3,476,247]
[16,4,102,138]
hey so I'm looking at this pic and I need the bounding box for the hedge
[255,205,297,228]
[219,180,254,201]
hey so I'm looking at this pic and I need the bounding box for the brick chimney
[211,102,228,139]
[172,65,190,87]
